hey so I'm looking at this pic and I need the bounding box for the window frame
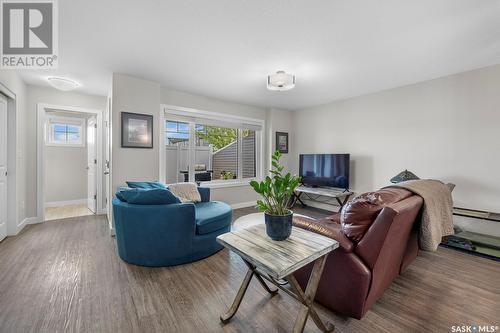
[162,105,264,187]
[165,120,190,146]
[46,115,86,147]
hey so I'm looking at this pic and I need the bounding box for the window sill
[45,143,85,148]
[201,179,256,189]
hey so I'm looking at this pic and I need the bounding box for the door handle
[104,171,109,175]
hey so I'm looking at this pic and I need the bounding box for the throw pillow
[168,182,201,203]
[126,181,167,189]
[341,192,384,242]
[116,188,181,205]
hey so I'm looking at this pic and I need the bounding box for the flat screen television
[299,154,350,189]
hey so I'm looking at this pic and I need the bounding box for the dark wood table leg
[244,260,278,295]
[285,255,334,333]
[221,260,279,324]
[220,268,254,323]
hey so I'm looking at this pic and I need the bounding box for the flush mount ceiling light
[267,71,296,91]
[47,77,80,91]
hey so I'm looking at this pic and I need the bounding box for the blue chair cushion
[195,201,232,235]
[116,188,181,205]
[126,181,167,189]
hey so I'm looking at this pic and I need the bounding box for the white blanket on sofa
[387,179,454,251]
[168,182,201,203]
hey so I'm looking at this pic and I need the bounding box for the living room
[0,1,499,332]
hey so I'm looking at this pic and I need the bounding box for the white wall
[44,111,88,203]
[161,88,267,120]
[45,146,87,202]
[27,85,106,216]
[266,108,294,173]
[111,74,161,194]
[293,64,500,212]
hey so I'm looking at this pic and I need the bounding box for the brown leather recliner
[293,188,423,319]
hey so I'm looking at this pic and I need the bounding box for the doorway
[37,104,103,222]
[0,94,7,240]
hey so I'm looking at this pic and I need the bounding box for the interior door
[0,94,8,241]
[104,99,111,219]
[87,117,97,213]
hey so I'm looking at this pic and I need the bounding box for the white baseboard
[230,201,257,209]
[12,216,42,235]
[14,218,28,235]
[26,216,42,224]
[45,199,87,208]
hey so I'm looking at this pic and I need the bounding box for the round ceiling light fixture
[267,71,295,91]
[47,77,80,91]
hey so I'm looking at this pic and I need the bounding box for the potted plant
[250,151,301,240]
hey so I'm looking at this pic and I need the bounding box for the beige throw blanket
[387,179,454,251]
[168,182,201,203]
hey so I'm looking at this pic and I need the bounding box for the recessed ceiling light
[47,77,80,91]
[267,71,295,91]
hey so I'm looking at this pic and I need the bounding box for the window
[197,125,239,180]
[165,120,189,145]
[46,116,85,146]
[163,108,263,185]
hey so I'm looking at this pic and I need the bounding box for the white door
[87,117,97,213]
[104,100,111,219]
[0,94,8,241]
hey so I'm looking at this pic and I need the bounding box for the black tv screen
[299,154,350,189]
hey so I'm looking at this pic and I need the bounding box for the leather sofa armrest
[293,215,354,252]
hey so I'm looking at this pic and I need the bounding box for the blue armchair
[112,187,232,267]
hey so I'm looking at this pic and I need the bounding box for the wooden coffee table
[217,223,339,333]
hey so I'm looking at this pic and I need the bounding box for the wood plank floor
[0,207,499,333]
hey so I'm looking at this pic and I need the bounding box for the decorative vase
[264,211,293,241]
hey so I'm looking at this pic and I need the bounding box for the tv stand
[290,185,353,212]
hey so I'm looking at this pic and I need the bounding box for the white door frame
[37,103,103,222]
[0,82,19,236]
[86,116,97,213]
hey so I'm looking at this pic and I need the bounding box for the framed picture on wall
[275,131,288,153]
[121,112,153,148]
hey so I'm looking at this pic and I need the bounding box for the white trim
[162,104,265,128]
[45,115,86,147]
[158,106,166,183]
[15,218,27,234]
[161,104,265,187]
[188,122,196,183]
[201,179,253,188]
[237,129,243,180]
[0,83,18,237]
[45,199,87,208]
[9,217,40,237]
[37,103,103,223]
[25,216,42,225]
[230,201,257,209]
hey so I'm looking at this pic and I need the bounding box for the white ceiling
[19,0,500,110]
